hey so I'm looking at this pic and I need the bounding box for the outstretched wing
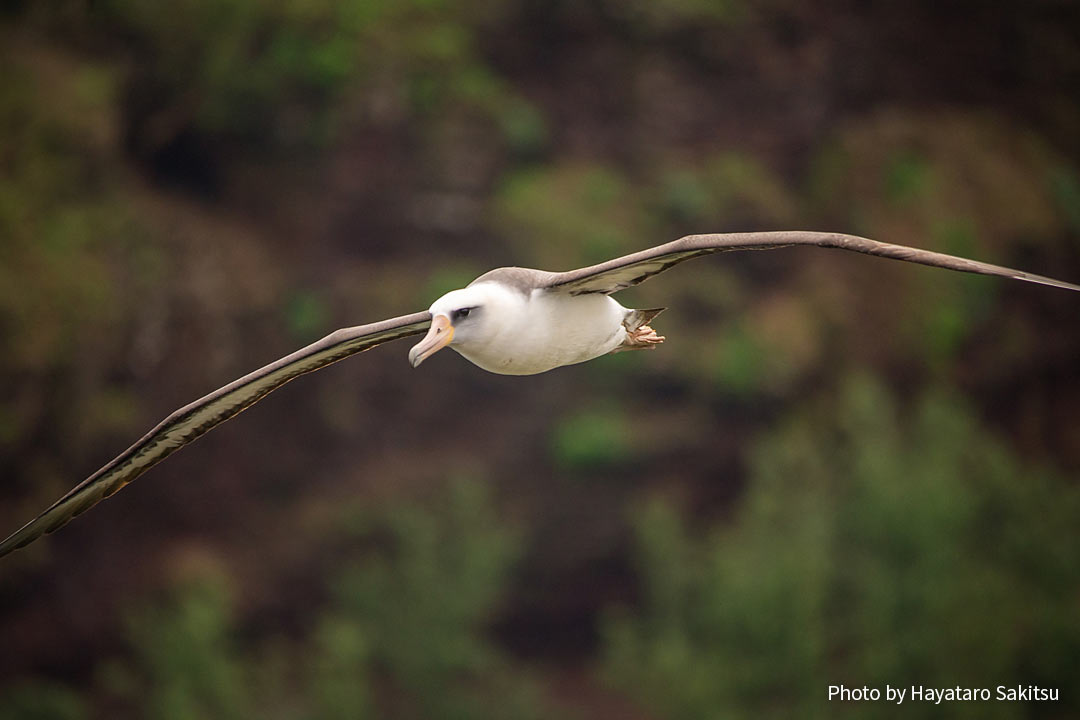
[543,231,1080,295]
[0,311,431,558]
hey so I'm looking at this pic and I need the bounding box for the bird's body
[429,281,634,375]
[2,230,1078,557]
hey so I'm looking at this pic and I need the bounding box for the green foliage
[883,150,934,205]
[106,0,363,146]
[604,374,1080,718]
[0,44,154,476]
[807,113,1068,242]
[421,264,484,304]
[493,152,792,288]
[121,574,252,720]
[0,681,87,720]
[88,481,541,720]
[329,479,541,719]
[311,479,544,720]
[0,51,132,371]
[711,321,765,395]
[308,616,373,720]
[494,153,792,273]
[1049,164,1080,234]
[711,296,824,398]
[285,289,331,341]
[103,0,528,149]
[802,113,1071,374]
[657,170,713,224]
[654,153,796,227]
[550,405,634,472]
[497,98,549,158]
[494,163,648,269]
[909,219,997,367]
[4,6,1079,720]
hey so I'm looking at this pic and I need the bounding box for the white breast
[453,287,628,375]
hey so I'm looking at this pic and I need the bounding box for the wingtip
[0,529,28,560]
[0,503,70,560]
[1026,274,1080,293]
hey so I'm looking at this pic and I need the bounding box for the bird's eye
[452,307,473,322]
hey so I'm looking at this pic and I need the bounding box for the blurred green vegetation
[3,2,1080,719]
[104,0,536,152]
[913,219,997,368]
[0,41,157,505]
[493,153,796,273]
[706,294,824,398]
[711,320,767,395]
[0,48,136,374]
[0,482,545,719]
[0,681,87,720]
[550,405,634,472]
[285,290,332,342]
[326,480,539,719]
[603,375,1080,719]
[493,163,649,270]
[117,574,251,720]
[654,153,796,227]
[1048,164,1080,236]
[803,113,1073,376]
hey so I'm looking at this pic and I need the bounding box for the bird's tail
[624,307,666,331]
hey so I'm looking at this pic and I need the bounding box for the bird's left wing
[0,311,432,558]
[543,231,1080,295]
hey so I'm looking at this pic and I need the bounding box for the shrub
[604,374,1080,719]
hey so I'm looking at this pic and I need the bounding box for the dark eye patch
[451,306,477,322]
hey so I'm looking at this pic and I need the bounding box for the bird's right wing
[0,311,432,558]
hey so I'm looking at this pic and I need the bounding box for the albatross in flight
[1,231,1078,557]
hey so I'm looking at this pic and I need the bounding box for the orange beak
[408,314,454,368]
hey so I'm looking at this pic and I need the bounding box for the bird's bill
[408,314,454,367]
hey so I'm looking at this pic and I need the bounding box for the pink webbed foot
[613,324,666,353]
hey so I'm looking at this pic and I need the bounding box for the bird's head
[408,284,506,368]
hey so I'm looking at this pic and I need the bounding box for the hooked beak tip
[408,314,454,368]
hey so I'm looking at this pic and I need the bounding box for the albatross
[1,231,1078,557]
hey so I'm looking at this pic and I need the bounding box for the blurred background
[1,1,1079,718]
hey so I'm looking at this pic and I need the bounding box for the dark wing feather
[0,311,431,558]
[544,231,1080,295]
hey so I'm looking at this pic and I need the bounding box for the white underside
[452,288,629,375]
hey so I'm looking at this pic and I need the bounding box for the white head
[408,283,517,368]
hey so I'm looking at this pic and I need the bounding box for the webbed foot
[613,324,665,352]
